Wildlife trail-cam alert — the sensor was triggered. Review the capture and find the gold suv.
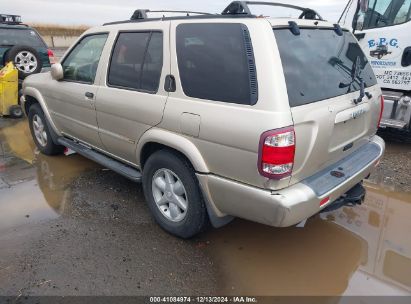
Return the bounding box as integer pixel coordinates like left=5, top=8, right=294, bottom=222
left=21, top=2, right=385, bottom=238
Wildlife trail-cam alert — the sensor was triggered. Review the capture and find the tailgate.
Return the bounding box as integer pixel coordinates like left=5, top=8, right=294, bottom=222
left=273, top=26, right=382, bottom=185
left=290, top=87, right=382, bottom=184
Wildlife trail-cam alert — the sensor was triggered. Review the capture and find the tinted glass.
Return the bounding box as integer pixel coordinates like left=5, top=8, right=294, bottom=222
left=176, top=23, right=257, bottom=105
left=274, top=29, right=377, bottom=107
left=0, top=28, right=45, bottom=47
left=62, top=34, right=108, bottom=83
left=359, top=0, right=411, bottom=29
left=141, top=33, right=163, bottom=92
left=108, top=32, right=163, bottom=92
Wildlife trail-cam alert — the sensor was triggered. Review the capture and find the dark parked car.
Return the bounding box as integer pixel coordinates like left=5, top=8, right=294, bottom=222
left=0, top=14, right=54, bottom=80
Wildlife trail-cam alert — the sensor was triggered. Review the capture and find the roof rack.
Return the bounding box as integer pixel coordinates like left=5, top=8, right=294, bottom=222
left=103, top=1, right=324, bottom=26
left=130, top=9, right=214, bottom=20
left=221, top=1, right=324, bottom=21
left=0, top=14, right=22, bottom=25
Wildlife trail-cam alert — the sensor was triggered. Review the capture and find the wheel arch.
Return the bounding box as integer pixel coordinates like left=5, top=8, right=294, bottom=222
left=23, top=87, right=62, bottom=137
left=138, top=129, right=233, bottom=228
left=137, top=129, right=209, bottom=174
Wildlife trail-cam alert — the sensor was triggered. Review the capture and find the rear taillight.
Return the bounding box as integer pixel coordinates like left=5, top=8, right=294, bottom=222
left=258, top=127, right=295, bottom=180
left=47, top=49, right=56, bottom=64
left=378, top=95, right=384, bottom=128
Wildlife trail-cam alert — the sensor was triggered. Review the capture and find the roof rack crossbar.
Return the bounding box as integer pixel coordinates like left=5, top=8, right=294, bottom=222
left=0, top=14, right=22, bottom=24
left=131, top=9, right=214, bottom=20
left=222, top=1, right=324, bottom=21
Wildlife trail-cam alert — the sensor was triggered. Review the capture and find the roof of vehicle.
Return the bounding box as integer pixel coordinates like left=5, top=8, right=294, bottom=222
left=96, top=1, right=348, bottom=33
left=99, top=1, right=344, bottom=27
left=91, top=16, right=345, bottom=36
left=0, top=24, right=31, bottom=29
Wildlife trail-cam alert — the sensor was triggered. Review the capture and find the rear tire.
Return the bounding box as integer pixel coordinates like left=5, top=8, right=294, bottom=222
left=28, top=103, right=64, bottom=155
left=142, top=150, right=209, bottom=239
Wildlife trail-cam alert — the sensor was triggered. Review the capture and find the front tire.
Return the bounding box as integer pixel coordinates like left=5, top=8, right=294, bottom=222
left=142, top=150, right=209, bottom=239
left=28, top=104, right=64, bottom=155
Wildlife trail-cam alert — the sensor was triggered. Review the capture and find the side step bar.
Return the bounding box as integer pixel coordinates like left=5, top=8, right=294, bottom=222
left=57, top=137, right=142, bottom=182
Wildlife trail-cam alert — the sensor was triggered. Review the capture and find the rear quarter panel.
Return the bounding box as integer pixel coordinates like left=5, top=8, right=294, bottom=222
left=159, top=18, right=294, bottom=190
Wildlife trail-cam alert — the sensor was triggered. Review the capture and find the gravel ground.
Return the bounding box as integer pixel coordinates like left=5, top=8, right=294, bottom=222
left=368, top=131, right=411, bottom=192
left=0, top=169, right=217, bottom=296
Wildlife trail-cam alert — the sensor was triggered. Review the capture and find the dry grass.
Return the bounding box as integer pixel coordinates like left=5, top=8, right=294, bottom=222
left=29, top=23, right=90, bottom=36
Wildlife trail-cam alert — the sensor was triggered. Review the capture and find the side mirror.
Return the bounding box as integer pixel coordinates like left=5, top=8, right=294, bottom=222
left=51, top=63, right=64, bottom=81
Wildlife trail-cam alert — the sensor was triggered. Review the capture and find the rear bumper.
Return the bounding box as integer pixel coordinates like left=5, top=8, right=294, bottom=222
left=197, top=135, right=385, bottom=227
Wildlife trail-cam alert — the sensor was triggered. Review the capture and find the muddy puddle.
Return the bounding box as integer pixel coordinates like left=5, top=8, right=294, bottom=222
left=0, top=120, right=99, bottom=231
left=202, top=184, right=411, bottom=296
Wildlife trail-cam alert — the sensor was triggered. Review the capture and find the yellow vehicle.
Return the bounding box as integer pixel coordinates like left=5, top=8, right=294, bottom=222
left=0, top=61, right=23, bottom=118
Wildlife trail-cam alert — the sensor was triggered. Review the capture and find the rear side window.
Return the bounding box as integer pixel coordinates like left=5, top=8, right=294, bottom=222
left=108, top=31, right=163, bottom=93
left=176, top=23, right=257, bottom=105
left=274, top=29, right=377, bottom=107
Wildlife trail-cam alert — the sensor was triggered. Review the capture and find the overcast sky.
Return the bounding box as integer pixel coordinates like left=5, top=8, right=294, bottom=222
left=2, top=0, right=352, bottom=26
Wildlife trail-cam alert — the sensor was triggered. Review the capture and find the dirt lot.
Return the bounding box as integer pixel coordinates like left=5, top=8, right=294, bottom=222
left=1, top=118, right=411, bottom=297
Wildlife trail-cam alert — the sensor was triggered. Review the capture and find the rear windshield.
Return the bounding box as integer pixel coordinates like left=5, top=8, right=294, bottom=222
left=0, top=28, right=45, bottom=47
left=274, top=28, right=377, bottom=107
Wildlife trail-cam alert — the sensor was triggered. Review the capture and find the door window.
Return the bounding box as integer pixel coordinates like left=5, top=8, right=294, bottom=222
left=108, top=31, right=163, bottom=93
left=357, top=0, right=411, bottom=30
left=62, top=34, right=108, bottom=83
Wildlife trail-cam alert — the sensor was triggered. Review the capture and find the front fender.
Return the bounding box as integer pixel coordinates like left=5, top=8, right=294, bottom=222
left=22, top=86, right=62, bottom=137
left=136, top=128, right=209, bottom=173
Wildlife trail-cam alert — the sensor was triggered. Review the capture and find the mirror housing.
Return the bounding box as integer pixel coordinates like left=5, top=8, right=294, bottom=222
left=51, top=63, right=64, bottom=81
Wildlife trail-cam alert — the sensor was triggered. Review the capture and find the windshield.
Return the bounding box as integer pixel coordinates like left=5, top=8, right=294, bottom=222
left=356, top=0, right=411, bottom=30
left=0, top=28, right=45, bottom=47
left=274, top=28, right=377, bottom=107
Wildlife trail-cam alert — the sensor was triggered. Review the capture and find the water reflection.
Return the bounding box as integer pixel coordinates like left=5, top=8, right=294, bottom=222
left=0, top=120, right=98, bottom=230
left=203, top=184, right=411, bottom=296
left=323, top=184, right=411, bottom=295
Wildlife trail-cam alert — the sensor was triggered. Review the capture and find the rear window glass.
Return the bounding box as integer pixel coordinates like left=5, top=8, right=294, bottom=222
left=176, top=23, right=257, bottom=105
left=0, top=28, right=45, bottom=47
left=274, top=28, right=377, bottom=107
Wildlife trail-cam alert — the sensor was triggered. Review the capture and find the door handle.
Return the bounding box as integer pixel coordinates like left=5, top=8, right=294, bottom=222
left=85, top=92, right=94, bottom=99
left=164, top=75, right=176, bottom=92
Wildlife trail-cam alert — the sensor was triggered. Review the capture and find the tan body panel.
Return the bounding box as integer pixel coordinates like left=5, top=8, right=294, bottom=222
left=290, top=85, right=383, bottom=184
left=159, top=18, right=293, bottom=189
left=94, top=22, right=170, bottom=164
